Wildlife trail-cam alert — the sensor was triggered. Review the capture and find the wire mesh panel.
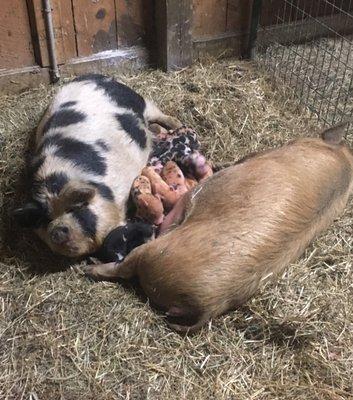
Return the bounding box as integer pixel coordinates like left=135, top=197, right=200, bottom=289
left=255, top=0, right=353, bottom=126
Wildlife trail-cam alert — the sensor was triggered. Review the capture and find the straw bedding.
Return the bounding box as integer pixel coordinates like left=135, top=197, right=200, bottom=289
left=0, top=59, right=352, bottom=399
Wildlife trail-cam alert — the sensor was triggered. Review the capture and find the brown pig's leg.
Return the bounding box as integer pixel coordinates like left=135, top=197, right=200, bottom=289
left=84, top=262, right=122, bottom=281
left=158, top=190, right=193, bottom=236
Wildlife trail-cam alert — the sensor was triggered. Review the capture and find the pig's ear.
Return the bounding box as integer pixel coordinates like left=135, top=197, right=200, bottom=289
left=13, top=202, right=45, bottom=228
left=61, top=182, right=96, bottom=208
left=321, top=120, right=352, bottom=144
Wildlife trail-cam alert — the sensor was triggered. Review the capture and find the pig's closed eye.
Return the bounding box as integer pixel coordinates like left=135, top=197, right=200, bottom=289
left=67, top=202, right=89, bottom=213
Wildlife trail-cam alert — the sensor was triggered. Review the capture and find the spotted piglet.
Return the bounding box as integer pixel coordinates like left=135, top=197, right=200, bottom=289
left=14, top=74, right=181, bottom=257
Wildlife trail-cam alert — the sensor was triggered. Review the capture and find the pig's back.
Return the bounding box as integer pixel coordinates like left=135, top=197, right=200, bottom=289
left=138, top=138, right=352, bottom=309
left=35, top=76, right=151, bottom=206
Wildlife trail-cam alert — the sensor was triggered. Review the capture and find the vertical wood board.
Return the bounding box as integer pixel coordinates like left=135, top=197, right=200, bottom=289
left=0, top=0, right=35, bottom=69
left=192, top=0, right=228, bottom=38
left=116, top=0, right=154, bottom=47
left=155, top=0, right=193, bottom=71
left=29, top=0, right=77, bottom=67
left=72, top=0, right=118, bottom=56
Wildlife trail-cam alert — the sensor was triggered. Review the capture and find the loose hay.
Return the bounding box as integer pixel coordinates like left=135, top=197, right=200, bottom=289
left=0, top=59, right=353, bottom=400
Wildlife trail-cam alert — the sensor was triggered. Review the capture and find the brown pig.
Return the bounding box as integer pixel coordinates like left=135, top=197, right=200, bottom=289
left=85, top=122, right=353, bottom=333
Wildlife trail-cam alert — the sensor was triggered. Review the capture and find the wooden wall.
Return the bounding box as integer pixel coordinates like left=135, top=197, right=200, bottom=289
left=0, top=0, right=153, bottom=71
left=1, top=0, right=352, bottom=91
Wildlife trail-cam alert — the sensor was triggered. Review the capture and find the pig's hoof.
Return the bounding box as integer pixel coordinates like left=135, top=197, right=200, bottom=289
left=166, top=116, right=183, bottom=130
left=83, top=264, right=100, bottom=280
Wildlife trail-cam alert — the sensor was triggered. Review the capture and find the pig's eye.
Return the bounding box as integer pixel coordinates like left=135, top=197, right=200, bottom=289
left=67, top=202, right=89, bottom=213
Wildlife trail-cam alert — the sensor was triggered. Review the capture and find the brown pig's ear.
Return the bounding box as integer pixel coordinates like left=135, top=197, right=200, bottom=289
left=60, top=181, right=96, bottom=208
left=321, top=120, right=352, bottom=145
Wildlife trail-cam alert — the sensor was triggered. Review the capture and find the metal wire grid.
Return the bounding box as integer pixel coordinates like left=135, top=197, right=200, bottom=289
left=255, top=0, right=353, bottom=127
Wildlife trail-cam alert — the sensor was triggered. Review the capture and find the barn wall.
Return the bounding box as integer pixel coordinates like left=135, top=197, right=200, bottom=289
left=1, top=0, right=352, bottom=92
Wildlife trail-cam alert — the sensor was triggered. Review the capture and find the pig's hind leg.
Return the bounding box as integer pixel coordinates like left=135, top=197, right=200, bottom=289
left=144, top=100, right=182, bottom=130
left=84, top=258, right=137, bottom=281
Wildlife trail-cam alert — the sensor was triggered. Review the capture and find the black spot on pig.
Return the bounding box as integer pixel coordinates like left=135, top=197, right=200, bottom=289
left=45, top=172, right=69, bottom=196
left=88, top=181, right=114, bottom=201
left=72, top=208, right=97, bottom=238
left=60, top=101, right=77, bottom=108
left=73, top=74, right=146, bottom=119
left=43, top=109, right=86, bottom=133
left=96, top=8, right=106, bottom=19
left=116, top=113, right=146, bottom=148
left=38, top=134, right=59, bottom=151
left=29, top=156, right=45, bottom=179
left=42, top=134, right=107, bottom=175
left=95, top=139, right=109, bottom=151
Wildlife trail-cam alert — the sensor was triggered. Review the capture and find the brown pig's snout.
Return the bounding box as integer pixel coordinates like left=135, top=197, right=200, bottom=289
left=50, top=225, right=70, bottom=244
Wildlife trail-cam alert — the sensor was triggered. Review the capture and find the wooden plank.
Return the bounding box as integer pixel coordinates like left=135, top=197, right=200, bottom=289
left=193, top=32, right=244, bottom=60
left=0, top=47, right=147, bottom=94
left=226, top=0, right=252, bottom=33
left=257, top=12, right=353, bottom=49
left=29, top=0, right=77, bottom=67
left=0, top=0, right=35, bottom=69
left=193, top=0, right=227, bottom=38
left=261, top=0, right=353, bottom=27
left=0, top=66, right=50, bottom=94
left=116, top=0, right=154, bottom=47
left=155, top=0, right=193, bottom=71
left=72, top=0, right=118, bottom=57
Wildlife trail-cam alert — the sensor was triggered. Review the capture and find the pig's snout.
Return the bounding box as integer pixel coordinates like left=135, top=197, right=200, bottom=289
left=50, top=226, right=70, bottom=244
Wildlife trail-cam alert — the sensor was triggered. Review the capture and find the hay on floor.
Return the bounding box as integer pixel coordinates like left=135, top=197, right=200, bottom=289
left=0, top=59, right=352, bottom=400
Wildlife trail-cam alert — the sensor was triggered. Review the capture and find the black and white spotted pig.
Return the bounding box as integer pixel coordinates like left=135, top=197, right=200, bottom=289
left=14, top=74, right=181, bottom=257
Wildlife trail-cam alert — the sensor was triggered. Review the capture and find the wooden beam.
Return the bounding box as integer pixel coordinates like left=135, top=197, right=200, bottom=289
left=155, top=0, right=193, bottom=71
left=27, top=0, right=77, bottom=67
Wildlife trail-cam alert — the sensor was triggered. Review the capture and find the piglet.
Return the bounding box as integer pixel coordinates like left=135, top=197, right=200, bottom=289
left=183, top=152, right=214, bottom=181
left=141, top=166, right=181, bottom=211
left=161, top=161, right=189, bottom=197
left=94, top=221, right=155, bottom=263
left=131, top=176, right=164, bottom=226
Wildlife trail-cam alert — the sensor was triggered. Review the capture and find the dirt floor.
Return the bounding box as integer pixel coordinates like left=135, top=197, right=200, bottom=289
left=0, top=59, right=353, bottom=400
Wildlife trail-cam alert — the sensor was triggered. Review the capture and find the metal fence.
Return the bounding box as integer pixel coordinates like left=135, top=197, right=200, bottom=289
left=253, top=0, right=353, bottom=127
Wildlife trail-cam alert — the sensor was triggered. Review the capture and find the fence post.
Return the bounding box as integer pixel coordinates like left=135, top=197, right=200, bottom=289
left=245, top=0, right=262, bottom=59
left=155, top=0, right=193, bottom=71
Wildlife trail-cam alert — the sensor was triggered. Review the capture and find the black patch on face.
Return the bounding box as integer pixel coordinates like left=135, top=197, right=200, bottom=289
left=43, top=109, right=86, bottom=133
left=72, top=208, right=97, bottom=238
left=88, top=181, right=114, bottom=201
left=44, top=172, right=69, bottom=196
left=95, top=139, right=109, bottom=151
left=116, top=113, right=147, bottom=149
left=60, top=101, right=77, bottom=108
left=40, top=134, right=107, bottom=175
left=73, top=74, right=146, bottom=119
